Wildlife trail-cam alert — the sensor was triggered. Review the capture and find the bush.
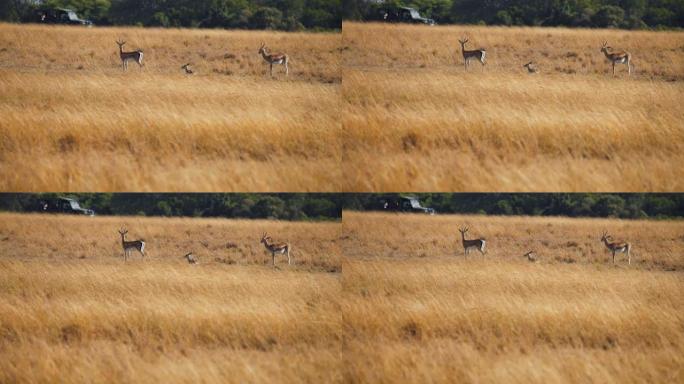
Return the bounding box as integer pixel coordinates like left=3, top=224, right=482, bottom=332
left=592, top=5, right=625, bottom=28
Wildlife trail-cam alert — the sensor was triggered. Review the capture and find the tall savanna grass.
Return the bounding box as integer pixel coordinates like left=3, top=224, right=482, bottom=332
left=342, top=22, right=684, bottom=191
left=0, top=23, right=341, bottom=191
left=341, top=211, right=684, bottom=383
left=0, top=213, right=341, bottom=383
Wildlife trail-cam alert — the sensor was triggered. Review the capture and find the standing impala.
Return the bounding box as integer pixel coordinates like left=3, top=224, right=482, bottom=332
left=458, top=226, right=486, bottom=258
left=116, top=39, right=144, bottom=72
left=260, top=232, right=291, bottom=266
left=258, top=42, right=289, bottom=77
left=600, top=41, right=632, bottom=76
left=601, top=231, right=631, bottom=265
left=458, top=37, right=486, bottom=71
left=118, top=228, right=145, bottom=261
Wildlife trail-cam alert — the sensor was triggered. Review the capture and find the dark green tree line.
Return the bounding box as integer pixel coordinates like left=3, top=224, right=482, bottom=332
left=1, top=0, right=341, bottom=30
left=343, top=0, right=684, bottom=29
left=0, top=194, right=342, bottom=221
left=342, top=194, right=684, bottom=219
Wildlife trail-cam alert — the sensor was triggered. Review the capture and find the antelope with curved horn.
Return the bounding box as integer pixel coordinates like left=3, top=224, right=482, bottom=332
left=600, top=41, right=632, bottom=76
left=458, top=37, right=486, bottom=71
left=260, top=232, right=291, bottom=266
left=523, top=61, right=539, bottom=74
left=258, top=42, right=289, bottom=77
left=116, top=39, right=144, bottom=72
left=183, top=252, right=198, bottom=265
left=181, top=63, right=194, bottom=75
left=118, top=228, right=145, bottom=262
left=601, top=231, right=631, bottom=265
left=458, top=226, right=486, bottom=258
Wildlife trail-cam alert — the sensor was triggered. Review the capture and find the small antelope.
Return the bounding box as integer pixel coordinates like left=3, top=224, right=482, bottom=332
left=258, top=42, right=289, bottom=77
left=601, top=231, right=631, bottom=265
left=181, top=63, right=194, bottom=75
left=118, top=228, right=145, bottom=261
left=523, top=61, right=539, bottom=74
left=458, top=37, right=486, bottom=71
left=260, top=232, right=291, bottom=266
left=183, top=252, right=198, bottom=265
left=523, top=250, right=538, bottom=262
left=600, top=41, right=632, bottom=76
left=458, top=226, right=486, bottom=258
left=116, top=39, right=144, bottom=72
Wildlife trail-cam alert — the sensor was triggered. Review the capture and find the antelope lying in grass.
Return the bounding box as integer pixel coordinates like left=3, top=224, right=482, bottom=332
left=183, top=252, right=198, bottom=265
left=601, top=231, right=631, bottom=265
left=258, top=42, right=289, bottom=77
left=600, top=41, right=632, bottom=76
left=458, top=37, right=486, bottom=71
left=116, top=40, right=144, bottom=71
left=523, top=61, right=539, bottom=74
left=181, top=63, right=194, bottom=75
left=118, top=228, right=145, bottom=261
left=458, top=226, right=486, bottom=258
left=260, top=232, right=291, bottom=266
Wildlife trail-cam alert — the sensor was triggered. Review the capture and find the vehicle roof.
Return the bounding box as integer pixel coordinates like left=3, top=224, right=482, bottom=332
left=399, top=195, right=419, bottom=201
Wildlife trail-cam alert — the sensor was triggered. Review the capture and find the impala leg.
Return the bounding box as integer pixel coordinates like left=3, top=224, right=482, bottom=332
left=612, top=63, right=615, bottom=76
left=285, top=61, right=289, bottom=76
left=270, top=63, right=273, bottom=77
left=272, top=252, right=276, bottom=266
left=612, top=251, right=615, bottom=264
left=287, top=250, right=291, bottom=265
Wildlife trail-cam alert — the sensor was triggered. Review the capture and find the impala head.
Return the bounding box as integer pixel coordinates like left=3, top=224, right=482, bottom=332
left=601, top=231, right=613, bottom=242
left=258, top=42, right=267, bottom=55
left=116, top=39, right=126, bottom=48
left=458, top=37, right=469, bottom=46
left=601, top=41, right=612, bottom=53
left=118, top=228, right=128, bottom=235
left=183, top=252, right=193, bottom=259
left=261, top=232, right=271, bottom=244
left=523, top=61, right=533, bottom=68
left=458, top=226, right=469, bottom=235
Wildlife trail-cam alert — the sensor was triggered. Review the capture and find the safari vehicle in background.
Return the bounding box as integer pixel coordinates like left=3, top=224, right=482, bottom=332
left=383, top=196, right=435, bottom=214
left=368, top=5, right=435, bottom=25
left=34, top=7, right=93, bottom=26
left=37, top=197, right=95, bottom=216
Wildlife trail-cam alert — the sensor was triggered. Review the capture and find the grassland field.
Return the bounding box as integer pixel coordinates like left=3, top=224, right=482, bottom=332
left=341, top=211, right=684, bottom=383
left=0, top=213, right=341, bottom=383
left=342, top=22, right=684, bottom=191
left=2, top=211, right=682, bottom=383
left=0, top=23, right=341, bottom=191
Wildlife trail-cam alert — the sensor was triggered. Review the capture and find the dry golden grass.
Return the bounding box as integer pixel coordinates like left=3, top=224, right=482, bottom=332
left=0, top=213, right=341, bottom=383
left=342, top=23, right=684, bottom=191
left=0, top=23, right=341, bottom=191
left=341, top=211, right=684, bottom=383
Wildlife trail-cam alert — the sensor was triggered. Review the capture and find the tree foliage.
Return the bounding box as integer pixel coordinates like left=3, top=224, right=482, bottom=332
left=1, top=0, right=341, bottom=30
left=0, top=194, right=342, bottom=221
left=342, top=194, right=684, bottom=219
left=343, top=0, right=684, bottom=29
